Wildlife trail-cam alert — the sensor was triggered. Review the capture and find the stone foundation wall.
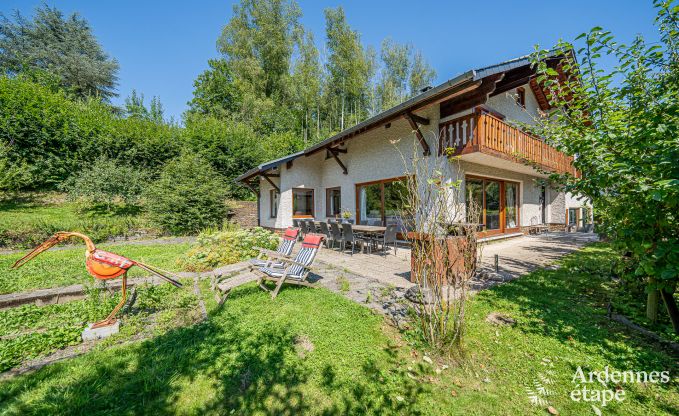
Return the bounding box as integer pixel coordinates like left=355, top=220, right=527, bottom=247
left=227, top=200, right=258, bottom=228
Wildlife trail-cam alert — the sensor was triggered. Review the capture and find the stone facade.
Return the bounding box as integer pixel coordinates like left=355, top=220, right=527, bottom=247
left=227, top=200, right=258, bottom=228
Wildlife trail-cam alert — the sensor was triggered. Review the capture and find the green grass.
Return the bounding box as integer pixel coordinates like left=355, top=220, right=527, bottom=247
left=0, top=193, right=153, bottom=249
left=0, top=244, right=677, bottom=415
left=0, top=242, right=190, bottom=294
left=0, top=280, right=199, bottom=371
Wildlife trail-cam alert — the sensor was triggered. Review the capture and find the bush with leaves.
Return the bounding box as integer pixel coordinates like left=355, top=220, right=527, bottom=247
left=529, top=1, right=679, bottom=333
left=144, top=153, right=229, bottom=234
left=60, top=157, right=149, bottom=211
left=178, top=226, right=279, bottom=272
left=0, top=140, right=31, bottom=195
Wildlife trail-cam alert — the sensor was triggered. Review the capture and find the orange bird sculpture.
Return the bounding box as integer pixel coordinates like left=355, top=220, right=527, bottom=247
left=11, top=232, right=183, bottom=328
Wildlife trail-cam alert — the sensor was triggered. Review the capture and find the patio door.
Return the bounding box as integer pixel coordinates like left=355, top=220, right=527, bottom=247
left=466, top=176, right=520, bottom=236
left=356, top=177, right=408, bottom=228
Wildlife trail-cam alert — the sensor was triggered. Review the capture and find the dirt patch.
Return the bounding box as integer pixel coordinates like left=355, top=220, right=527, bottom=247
left=485, top=312, right=516, bottom=326
left=294, top=335, right=315, bottom=358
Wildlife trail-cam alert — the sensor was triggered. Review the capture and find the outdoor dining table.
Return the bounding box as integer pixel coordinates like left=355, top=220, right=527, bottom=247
left=351, top=225, right=387, bottom=234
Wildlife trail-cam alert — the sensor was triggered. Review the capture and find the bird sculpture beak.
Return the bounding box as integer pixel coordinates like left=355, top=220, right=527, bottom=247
left=11, top=235, right=63, bottom=269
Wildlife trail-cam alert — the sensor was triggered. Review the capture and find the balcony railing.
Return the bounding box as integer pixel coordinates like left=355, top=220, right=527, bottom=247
left=438, top=112, right=577, bottom=176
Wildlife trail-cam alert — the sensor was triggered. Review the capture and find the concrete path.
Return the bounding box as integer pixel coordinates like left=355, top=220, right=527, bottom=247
left=478, top=232, right=599, bottom=278
left=312, top=232, right=598, bottom=289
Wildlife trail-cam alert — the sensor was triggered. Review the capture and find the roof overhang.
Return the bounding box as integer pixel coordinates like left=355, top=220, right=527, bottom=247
left=235, top=49, right=573, bottom=185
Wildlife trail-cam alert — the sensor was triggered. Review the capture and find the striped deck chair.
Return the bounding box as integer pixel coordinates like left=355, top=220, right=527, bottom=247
left=248, top=227, right=299, bottom=270
left=254, top=233, right=324, bottom=299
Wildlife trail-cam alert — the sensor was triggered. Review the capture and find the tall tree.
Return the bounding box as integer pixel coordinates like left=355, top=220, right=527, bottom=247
left=409, top=50, right=436, bottom=96
left=324, top=7, right=374, bottom=130
left=376, top=38, right=411, bottom=110
left=217, top=0, right=300, bottom=102
left=529, top=2, right=679, bottom=333
left=291, top=30, right=322, bottom=144
left=124, top=89, right=165, bottom=124
left=186, top=59, right=242, bottom=119
left=0, top=5, right=119, bottom=100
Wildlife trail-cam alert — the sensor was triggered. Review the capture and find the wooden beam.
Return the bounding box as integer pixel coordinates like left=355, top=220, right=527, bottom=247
left=303, top=79, right=482, bottom=157
left=440, top=73, right=504, bottom=119
left=261, top=174, right=280, bottom=193
left=408, top=113, right=430, bottom=125
left=404, top=112, right=431, bottom=156
left=328, top=148, right=348, bottom=174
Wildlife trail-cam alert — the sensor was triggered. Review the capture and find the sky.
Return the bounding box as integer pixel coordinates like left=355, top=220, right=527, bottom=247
left=1, top=1, right=662, bottom=122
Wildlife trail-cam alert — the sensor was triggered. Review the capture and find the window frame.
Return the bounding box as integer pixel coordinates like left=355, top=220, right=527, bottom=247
left=292, top=188, right=315, bottom=218
left=355, top=176, right=408, bottom=226
left=465, top=175, right=521, bottom=236
left=325, top=187, right=342, bottom=218
left=516, top=87, right=526, bottom=108
left=269, top=189, right=279, bottom=218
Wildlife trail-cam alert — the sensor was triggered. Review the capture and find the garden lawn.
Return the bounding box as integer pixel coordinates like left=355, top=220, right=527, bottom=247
left=0, top=244, right=677, bottom=415
left=0, top=279, right=200, bottom=372
left=0, top=193, right=152, bottom=249
left=0, top=242, right=190, bottom=294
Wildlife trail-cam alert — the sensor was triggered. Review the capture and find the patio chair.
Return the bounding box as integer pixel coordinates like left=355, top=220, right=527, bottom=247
left=341, top=223, right=369, bottom=255
left=318, top=222, right=333, bottom=248
left=377, top=224, right=399, bottom=255
left=211, top=227, right=299, bottom=304
left=254, top=234, right=324, bottom=299
left=248, top=227, right=299, bottom=269
left=330, top=222, right=342, bottom=249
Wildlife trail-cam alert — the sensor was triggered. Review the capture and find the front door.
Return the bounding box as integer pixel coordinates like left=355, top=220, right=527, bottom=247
left=466, top=176, right=520, bottom=236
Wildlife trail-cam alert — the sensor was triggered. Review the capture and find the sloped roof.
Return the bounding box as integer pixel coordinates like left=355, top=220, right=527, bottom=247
left=236, top=50, right=565, bottom=184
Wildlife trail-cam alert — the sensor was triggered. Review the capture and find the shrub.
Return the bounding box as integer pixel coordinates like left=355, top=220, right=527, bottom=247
left=178, top=226, right=279, bottom=272
left=60, top=157, right=149, bottom=211
left=143, top=153, right=229, bottom=234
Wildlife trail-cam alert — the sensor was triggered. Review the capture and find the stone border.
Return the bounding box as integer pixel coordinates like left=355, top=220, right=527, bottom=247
left=0, top=262, right=249, bottom=310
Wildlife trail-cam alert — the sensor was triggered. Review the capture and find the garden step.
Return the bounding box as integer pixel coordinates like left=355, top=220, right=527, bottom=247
left=0, top=261, right=250, bottom=309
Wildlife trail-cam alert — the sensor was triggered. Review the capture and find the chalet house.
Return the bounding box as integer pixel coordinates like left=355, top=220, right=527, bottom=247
left=236, top=52, right=592, bottom=238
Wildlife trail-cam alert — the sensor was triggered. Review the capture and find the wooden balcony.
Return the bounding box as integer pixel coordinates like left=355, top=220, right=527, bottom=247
left=438, top=112, right=577, bottom=176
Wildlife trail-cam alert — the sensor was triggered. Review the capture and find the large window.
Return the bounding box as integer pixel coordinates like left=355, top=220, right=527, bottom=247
left=357, top=177, right=408, bottom=228
left=293, top=188, right=314, bottom=218
left=270, top=189, right=279, bottom=218
left=465, top=176, right=520, bottom=234
left=326, top=187, right=341, bottom=217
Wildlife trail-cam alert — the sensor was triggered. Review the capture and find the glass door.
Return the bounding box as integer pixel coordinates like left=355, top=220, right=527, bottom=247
left=484, top=180, right=501, bottom=231
left=466, top=176, right=520, bottom=235
left=505, top=182, right=519, bottom=229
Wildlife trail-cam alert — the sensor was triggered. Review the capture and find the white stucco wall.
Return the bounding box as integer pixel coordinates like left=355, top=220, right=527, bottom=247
left=258, top=82, right=567, bottom=229
left=486, top=83, right=542, bottom=125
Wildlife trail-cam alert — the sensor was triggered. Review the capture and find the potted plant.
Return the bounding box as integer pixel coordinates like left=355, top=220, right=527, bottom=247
left=340, top=209, right=354, bottom=224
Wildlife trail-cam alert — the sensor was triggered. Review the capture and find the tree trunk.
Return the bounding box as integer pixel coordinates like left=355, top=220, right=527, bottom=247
left=647, top=288, right=660, bottom=323
left=660, top=287, right=679, bottom=334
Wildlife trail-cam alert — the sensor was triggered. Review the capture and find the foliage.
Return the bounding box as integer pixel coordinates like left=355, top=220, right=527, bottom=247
left=529, top=1, right=679, bottom=331
left=376, top=38, right=436, bottom=110
left=0, top=193, right=153, bottom=250
left=0, top=4, right=119, bottom=100
left=323, top=6, right=375, bottom=129
left=0, top=140, right=30, bottom=194
left=186, top=58, right=242, bottom=119
left=0, top=76, right=181, bottom=190
left=60, top=157, right=149, bottom=210
left=399, top=138, right=479, bottom=353
left=0, top=280, right=199, bottom=372
left=0, top=240, right=189, bottom=293
left=124, top=89, right=165, bottom=123
left=143, top=153, right=229, bottom=234
left=178, top=226, right=279, bottom=272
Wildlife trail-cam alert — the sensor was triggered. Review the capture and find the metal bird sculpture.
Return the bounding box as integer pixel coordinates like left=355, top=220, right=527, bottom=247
left=11, top=232, right=183, bottom=328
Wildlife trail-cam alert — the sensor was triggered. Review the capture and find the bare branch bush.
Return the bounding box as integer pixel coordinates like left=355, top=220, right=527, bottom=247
left=392, top=130, right=481, bottom=353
